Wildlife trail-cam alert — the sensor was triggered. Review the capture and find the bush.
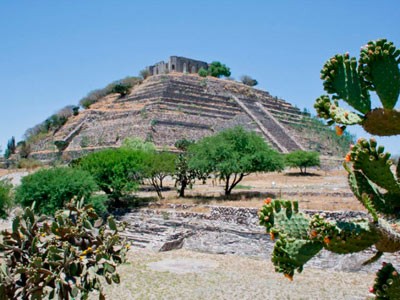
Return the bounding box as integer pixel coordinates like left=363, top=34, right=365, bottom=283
left=208, top=61, right=231, bottom=78
left=198, top=68, right=208, bottom=77
left=0, top=202, right=129, bottom=299
left=0, top=180, right=13, bottom=219
left=285, top=150, right=320, bottom=174
left=17, top=158, right=43, bottom=169
left=240, top=75, right=258, bottom=86
left=15, top=167, right=98, bottom=215
left=140, top=68, right=150, bottom=79
left=74, top=149, right=147, bottom=205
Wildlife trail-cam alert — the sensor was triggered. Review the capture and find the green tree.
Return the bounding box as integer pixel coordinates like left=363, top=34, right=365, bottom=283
left=4, top=136, right=16, bottom=159
left=189, top=127, right=284, bottom=195
left=285, top=150, right=320, bottom=174
left=208, top=61, right=231, bottom=78
left=143, top=151, right=176, bottom=199
left=173, top=139, right=199, bottom=197
left=198, top=68, right=208, bottom=77
left=111, top=82, right=132, bottom=96
left=15, top=167, right=97, bottom=215
left=240, top=75, right=258, bottom=86
left=74, top=149, right=147, bottom=205
left=0, top=179, right=13, bottom=219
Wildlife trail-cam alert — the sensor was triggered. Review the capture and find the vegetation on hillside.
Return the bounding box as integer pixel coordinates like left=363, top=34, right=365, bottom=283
left=240, top=75, right=258, bottom=86
left=198, top=61, right=231, bottom=78
left=79, top=76, right=141, bottom=109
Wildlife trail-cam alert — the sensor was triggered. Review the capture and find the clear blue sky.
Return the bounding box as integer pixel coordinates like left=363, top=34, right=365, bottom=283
left=1, top=0, right=399, bottom=155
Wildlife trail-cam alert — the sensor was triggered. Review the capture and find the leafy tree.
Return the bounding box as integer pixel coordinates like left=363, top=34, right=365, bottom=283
left=143, top=151, right=176, bottom=199
left=4, top=137, right=16, bottom=159
left=189, top=127, right=284, bottom=195
left=208, top=61, right=231, bottom=78
left=17, top=141, right=31, bottom=159
left=240, top=75, right=258, bottom=86
left=198, top=68, right=208, bottom=77
left=74, top=149, right=147, bottom=205
left=285, top=150, right=320, bottom=174
left=111, top=82, right=132, bottom=96
left=15, top=167, right=97, bottom=215
left=173, top=139, right=199, bottom=197
left=0, top=179, right=13, bottom=219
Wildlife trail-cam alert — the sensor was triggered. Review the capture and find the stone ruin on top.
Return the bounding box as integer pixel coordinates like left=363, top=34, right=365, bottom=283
left=147, top=56, right=209, bottom=75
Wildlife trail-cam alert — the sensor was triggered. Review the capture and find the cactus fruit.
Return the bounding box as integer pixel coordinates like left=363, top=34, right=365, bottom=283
left=314, top=38, right=400, bottom=136
left=260, top=39, right=400, bottom=299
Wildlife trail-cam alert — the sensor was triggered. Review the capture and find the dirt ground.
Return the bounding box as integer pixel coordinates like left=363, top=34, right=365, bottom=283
left=139, top=168, right=365, bottom=212
left=2, top=167, right=375, bottom=299
left=90, top=249, right=374, bottom=300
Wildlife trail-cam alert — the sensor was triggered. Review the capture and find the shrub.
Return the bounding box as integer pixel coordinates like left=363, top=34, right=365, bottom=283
left=198, top=68, right=208, bottom=77
left=208, top=61, right=231, bottom=78
left=121, top=137, right=156, bottom=152
left=74, top=149, right=147, bottom=205
left=0, top=179, right=13, bottom=219
left=139, top=68, right=150, bottom=79
left=15, top=167, right=97, bottom=215
left=285, top=150, right=320, bottom=174
left=17, top=158, right=43, bottom=169
left=0, top=202, right=129, bottom=299
left=4, top=137, right=16, bottom=159
left=240, top=75, right=258, bottom=86
left=111, top=83, right=132, bottom=96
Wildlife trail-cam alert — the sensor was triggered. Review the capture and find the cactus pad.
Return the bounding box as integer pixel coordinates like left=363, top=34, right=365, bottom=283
left=363, top=108, right=400, bottom=136
left=271, top=235, right=322, bottom=279
left=259, top=200, right=310, bottom=239
left=359, top=39, right=400, bottom=110
left=372, top=263, right=400, bottom=299
left=321, top=53, right=371, bottom=114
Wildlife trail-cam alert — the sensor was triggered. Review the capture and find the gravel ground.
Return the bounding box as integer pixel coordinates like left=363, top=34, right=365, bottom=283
left=91, top=249, right=375, bottom=300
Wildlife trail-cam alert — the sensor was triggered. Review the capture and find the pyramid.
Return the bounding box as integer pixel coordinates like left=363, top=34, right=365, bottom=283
left=29, top=73, right=348, bottom=162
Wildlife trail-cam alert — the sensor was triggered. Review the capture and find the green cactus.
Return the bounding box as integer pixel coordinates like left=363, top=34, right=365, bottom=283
left=314, top=38, right=400, bottom=136
left=372, top=263, right=400, bottom=299
left=260, top=39, right=400, bottom=299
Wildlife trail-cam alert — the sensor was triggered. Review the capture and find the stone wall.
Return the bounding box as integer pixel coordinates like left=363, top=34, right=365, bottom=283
left=148, top=56, right=208, bottom=75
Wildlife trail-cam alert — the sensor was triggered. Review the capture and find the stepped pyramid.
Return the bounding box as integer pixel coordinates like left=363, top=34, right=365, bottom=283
left=29, top=73, right=346, bottom=162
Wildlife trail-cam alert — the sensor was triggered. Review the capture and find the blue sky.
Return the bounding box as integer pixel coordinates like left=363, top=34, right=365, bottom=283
left=0, top=0, right=399, bottom=155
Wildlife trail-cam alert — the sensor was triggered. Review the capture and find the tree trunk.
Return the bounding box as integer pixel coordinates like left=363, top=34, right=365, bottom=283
left=179, top=180, right=187, bottom=197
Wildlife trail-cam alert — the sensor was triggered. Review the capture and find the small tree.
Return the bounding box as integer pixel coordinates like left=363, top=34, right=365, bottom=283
left=198, top=68, right=208, bottom=78
left=74, top=149, right=147, bottom=206
left=173, top=139, right=199, bottom=197
left=208, top=61, right=231, bottom=78
left=285, top=150, right=320, bottom=174
left=15, top=167, right=97, bottom=215
left=4, top=137, right=16, bottom=159
left=189, top=127, right=284, bottom=195
left=240, top=75, right=258, bottom=86
left=111, top=83, right=132, bottom=96
left=143, top=151, right=176, bottom=199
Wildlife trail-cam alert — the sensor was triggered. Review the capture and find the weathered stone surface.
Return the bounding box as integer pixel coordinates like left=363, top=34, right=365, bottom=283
left=29, top=73, right=349, bottom=161
left=118, top=205, right=400, bottom=273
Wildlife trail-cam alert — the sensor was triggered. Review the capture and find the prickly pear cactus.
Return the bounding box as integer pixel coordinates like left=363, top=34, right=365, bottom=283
left=260, top=39, right=400, bottom=300
left=314, top=38, right=400, bottom=136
